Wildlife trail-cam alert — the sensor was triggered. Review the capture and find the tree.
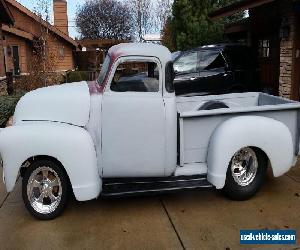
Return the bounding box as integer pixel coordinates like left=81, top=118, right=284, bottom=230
left=155, top=0, right=172, bottom=33
left=76, top=0, right=134, bottom=40
left=33, top=0, right=51, bottom=23
left=130, top=0, right=155, bottom=41
left=161, top=18, right=176, bottom=51
left=168, top=0, right=244, bottom=51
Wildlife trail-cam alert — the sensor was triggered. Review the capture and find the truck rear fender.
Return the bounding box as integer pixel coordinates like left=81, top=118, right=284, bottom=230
left=207, top=116, right=294, bottom=189
left=0, top=123, right=101, bottom=201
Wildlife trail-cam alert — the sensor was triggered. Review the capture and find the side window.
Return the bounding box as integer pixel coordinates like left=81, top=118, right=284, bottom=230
left=165, top=62, right=175, bottom=93
left=111, top=61, right=159, bottom=92
left=200, top=50, right=226, bottom=70
left=173, top=51, right=198, bottom=74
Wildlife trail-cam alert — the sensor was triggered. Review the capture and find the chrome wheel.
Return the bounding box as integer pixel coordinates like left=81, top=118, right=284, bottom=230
left=27, top=166, right=62, bottom=214
left=230, top=147, right=258, bottom=186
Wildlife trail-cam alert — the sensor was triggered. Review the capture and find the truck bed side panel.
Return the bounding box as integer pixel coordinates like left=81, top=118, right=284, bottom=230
left=180, top=109, right=298, bottom=165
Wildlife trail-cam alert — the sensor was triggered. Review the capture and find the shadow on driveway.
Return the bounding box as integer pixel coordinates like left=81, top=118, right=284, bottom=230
left=0, top=165, right=299, bottom=250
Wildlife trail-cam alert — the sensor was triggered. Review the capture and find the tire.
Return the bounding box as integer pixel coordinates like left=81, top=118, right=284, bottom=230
left=199, top=101, right=229, bottom=110
left=22, top=159, right=70, bottom=220
left=222, top=147, right=268, bottom=201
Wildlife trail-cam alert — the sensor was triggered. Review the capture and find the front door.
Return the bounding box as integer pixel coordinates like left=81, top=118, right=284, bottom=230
left=12, top=45, right=20, bottom=75
left=257, top=38, right=280, bottom=95
left=101, top=57, right=166, bottom=178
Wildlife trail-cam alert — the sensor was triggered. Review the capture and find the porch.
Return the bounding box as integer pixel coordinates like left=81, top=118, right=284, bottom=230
left=210, top=0, right=300, bottom=100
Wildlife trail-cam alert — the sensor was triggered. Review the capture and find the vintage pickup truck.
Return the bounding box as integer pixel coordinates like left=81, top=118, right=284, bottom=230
left=0, top=43, right=299, bottom=220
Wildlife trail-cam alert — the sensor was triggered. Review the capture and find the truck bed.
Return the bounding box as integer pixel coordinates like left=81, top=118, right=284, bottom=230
left=177, top=92, right=300, bottom=166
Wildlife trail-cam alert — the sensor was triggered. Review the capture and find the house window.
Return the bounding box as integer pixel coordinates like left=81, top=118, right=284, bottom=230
left=12, top=45, right=20, bottom=75
left=58, top=46, right=65, bottom=59
left=259, top=40, right=270, bottom=58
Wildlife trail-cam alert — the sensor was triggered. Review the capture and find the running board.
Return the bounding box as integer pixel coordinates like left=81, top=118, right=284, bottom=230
left=101, top=175, right=213, bottom=197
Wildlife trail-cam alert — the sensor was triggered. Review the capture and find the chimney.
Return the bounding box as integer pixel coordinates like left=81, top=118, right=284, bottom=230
left=53, top=0, right=68, bottom=35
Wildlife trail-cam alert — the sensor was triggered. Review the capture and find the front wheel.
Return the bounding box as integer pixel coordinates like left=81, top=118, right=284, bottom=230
left=222, top=147, right=268, bottom=200
left=22, top=159, right=70, bottom=220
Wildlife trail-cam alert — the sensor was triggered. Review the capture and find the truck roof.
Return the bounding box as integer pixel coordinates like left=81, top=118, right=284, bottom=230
left=108, top=43, right=172, bottom=65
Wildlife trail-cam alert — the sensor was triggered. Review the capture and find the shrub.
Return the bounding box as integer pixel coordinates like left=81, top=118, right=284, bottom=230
left=66, top=71, right=90, bottom=83
left=14, top=73, right=65, bottom=92
left=0, top=94, right=23, bottom=127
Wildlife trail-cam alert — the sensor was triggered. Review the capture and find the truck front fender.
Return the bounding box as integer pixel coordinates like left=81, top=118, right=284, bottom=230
left=207, top=116, right=294, bottom=189
left=0, top=123, right=101, bottom=201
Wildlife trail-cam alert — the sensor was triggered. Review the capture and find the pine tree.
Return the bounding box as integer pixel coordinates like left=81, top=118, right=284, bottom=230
left=169, top=0, right=244, bottom=51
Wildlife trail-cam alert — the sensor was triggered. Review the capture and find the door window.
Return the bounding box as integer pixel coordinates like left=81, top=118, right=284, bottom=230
left=111, top=61, right=159, bottom=92
left=173, top=51, right=198, bottom=74
left=258, top=40, right=270, bottom=58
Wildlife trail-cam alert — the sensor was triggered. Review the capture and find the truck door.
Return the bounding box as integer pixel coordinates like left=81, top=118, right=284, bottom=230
left=101, top=57, right=166, bottom=177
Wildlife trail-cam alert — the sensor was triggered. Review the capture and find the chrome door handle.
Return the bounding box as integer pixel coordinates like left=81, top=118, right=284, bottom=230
left=190, top=77, right=197, bottom=81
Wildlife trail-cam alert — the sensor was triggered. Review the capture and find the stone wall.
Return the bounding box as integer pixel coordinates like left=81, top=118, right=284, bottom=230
left=278, top=1, right=296, bottom=99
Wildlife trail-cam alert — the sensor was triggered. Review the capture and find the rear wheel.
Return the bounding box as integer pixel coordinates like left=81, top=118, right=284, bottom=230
left=22, top=159, right=69, bottom=220
left=223, top=147, right=268, bottom=200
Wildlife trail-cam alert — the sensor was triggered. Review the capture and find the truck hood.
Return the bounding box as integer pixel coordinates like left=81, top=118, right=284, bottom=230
left=14, top=82, right=91, bottom=127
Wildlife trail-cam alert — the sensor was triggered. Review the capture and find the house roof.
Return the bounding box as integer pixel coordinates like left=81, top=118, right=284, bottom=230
left=5, top=0, right=78, bottom=48
left=209, top=0, right=275, bottom=20
left=2, top=24, right=33, bottom=40
left=79, top=38, right=126, bottom=50
left=0, top=0, right=14, bottom=25
left=224, top=18, right=249, bottom=34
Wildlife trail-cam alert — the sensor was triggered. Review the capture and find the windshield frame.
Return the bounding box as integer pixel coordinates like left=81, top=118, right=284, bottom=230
left=97, top=54, right=111, bottom=86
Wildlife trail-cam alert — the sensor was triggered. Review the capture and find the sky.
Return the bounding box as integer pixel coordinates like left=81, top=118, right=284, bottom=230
left=16, top=0, right=85, bottom=39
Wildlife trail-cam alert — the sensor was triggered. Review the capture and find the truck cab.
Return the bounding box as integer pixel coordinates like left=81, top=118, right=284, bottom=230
left=94, top=44, right=177, bottom=178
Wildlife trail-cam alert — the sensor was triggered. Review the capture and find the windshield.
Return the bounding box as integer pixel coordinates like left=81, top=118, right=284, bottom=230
left=200, top=50, right=226, bottom=70
left=97, top=55, right=111, bottom=85
left=173, top=51, right=198, bottom=74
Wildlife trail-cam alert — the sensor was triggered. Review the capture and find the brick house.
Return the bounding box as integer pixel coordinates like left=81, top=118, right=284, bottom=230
left=0, top=0, right=14, bottom=78
left=210, top=0, right=300, bottom=100
left=1, top=0, right=79, bottom=76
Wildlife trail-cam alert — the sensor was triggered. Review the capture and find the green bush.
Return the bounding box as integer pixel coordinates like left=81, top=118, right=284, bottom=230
left=0, top=95, right=23, bottom=127
left=66, top=71, right=90, bottom=83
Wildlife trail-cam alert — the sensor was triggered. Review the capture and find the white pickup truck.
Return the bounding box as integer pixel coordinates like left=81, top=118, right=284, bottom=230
left=0, top=43, right=299, bottom=220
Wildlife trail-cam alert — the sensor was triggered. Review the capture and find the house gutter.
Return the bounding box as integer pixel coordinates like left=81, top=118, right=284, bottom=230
left=209, top=0, right=275, bottom=20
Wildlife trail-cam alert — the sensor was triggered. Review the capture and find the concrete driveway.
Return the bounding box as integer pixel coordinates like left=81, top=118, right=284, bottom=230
left=0, top=165, right=299, bottom=250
